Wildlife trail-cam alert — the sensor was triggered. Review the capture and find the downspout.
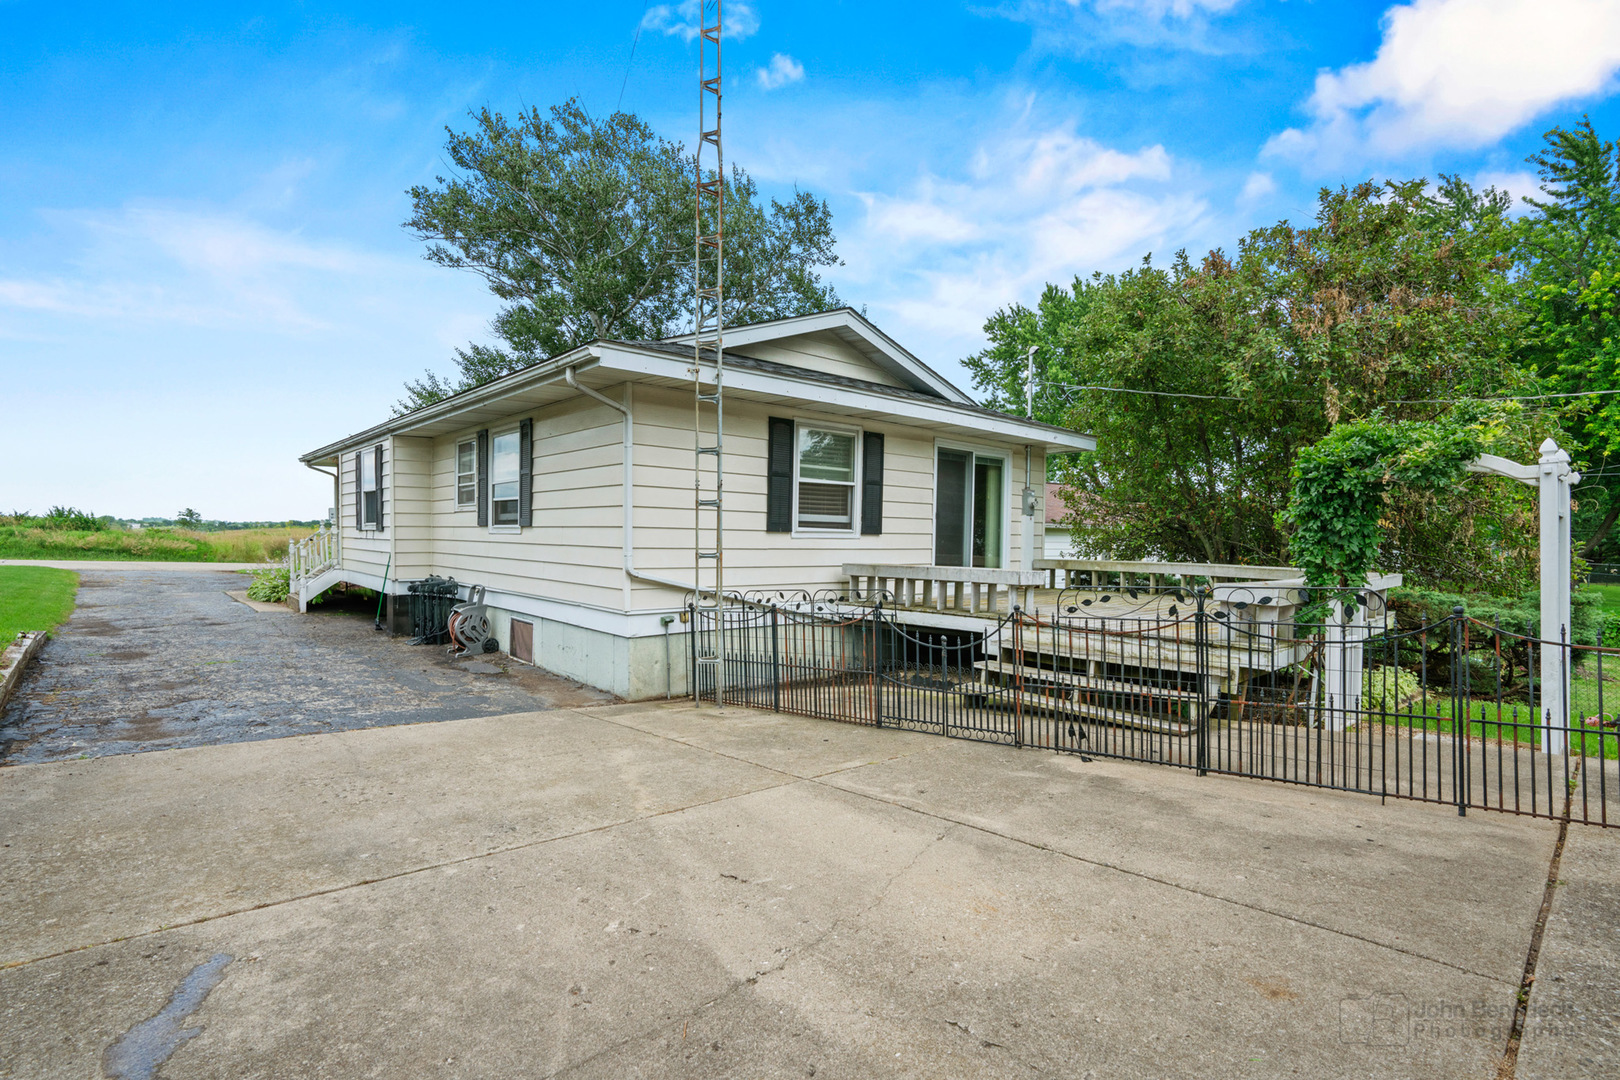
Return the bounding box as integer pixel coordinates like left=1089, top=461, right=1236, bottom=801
left=303, top=460, right=341, bottom=565
left=563, top=365, right=696, bottom=596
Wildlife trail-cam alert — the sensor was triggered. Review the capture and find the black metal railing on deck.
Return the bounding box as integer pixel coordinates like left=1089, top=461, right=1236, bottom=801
left=689, top=585, right=1617, bottom=828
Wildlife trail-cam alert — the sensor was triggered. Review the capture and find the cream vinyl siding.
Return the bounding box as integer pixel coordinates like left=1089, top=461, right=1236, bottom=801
left=627, top=385, right=1042, bottom=604
left=735, top=331, right=908, bottom=389
left=339, top=441, right=390, bottom=581
left=427, top=395, right=626, bottom=611
left=329, top=374, right=1048, bottom=614
left=390, top=435, right=435, bottom=580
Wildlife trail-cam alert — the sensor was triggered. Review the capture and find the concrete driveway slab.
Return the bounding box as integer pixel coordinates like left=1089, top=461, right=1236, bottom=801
left=1517, top=824, right=1620, bottom=1079
left=811, top=731, right=1555, bottom=986
left=590, top=700, right=950, bottom=777
left=0, top=709, right=790, bottom=965
left=0, top=701, right=1565, bottom=1078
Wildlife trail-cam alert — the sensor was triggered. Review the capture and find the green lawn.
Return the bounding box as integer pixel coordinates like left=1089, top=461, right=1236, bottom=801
left=1582, top=582, right=1620, bottom=615
left=1352, top=689, right=1620, bottom=760
left=0, top=566, right=80, bottom=643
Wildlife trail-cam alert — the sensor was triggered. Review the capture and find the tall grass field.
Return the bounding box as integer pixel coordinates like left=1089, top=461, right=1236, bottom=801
left=0, top=566, right=80, bottom=641
left=0, top=523, right=300, bottom=563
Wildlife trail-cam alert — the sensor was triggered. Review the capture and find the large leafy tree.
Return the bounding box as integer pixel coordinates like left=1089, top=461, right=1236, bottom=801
left=1514, top=118, right=1620, bottom=557
left=399, top=99, right=841, bottom=412
left=966, top=179, right=1546, bottom=590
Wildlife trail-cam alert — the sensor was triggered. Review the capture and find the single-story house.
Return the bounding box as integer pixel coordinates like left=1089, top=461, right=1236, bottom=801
left=1043, top=483, right=1074, bottom=560
left=295, top=309, right=1095, bottom=699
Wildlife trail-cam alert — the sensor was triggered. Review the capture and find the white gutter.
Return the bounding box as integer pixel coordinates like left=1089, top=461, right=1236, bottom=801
left=563, top=365, right=695, bottom=598
left=303, top=462, right=341, bottom=565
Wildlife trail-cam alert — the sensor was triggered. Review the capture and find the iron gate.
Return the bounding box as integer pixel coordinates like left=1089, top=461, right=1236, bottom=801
left=690, top=586, right=1618, bottom=828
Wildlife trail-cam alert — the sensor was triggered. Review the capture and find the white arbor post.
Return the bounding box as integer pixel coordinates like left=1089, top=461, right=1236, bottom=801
left=1466, top=439, right=1578, bottom=756
left=1321, top=595, right=1367, bottom=731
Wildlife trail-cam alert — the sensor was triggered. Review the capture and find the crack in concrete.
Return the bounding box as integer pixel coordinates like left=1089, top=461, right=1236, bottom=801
left=1493, top=767, right=1577, bottom=1079
left=584, top=705, right=1523, bottom=986
left=544, top=823, right=957, bottom=1080
left=2, top=702, right=1529, bottom=1003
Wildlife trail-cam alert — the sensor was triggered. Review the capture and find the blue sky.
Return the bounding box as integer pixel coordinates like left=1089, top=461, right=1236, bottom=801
left=5, top=0, right=1620, bottom=518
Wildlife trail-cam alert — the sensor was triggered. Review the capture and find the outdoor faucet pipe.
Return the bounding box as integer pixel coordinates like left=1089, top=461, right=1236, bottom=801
left=563, top=364, right=695, bottom=600
left=661, top=614, right=676, bottom=699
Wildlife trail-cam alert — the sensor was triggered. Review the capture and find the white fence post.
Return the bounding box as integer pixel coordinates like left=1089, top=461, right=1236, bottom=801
left=1465, top=441, right=1579, bottom=757
left=1539, top=439, right=1573, bottom=757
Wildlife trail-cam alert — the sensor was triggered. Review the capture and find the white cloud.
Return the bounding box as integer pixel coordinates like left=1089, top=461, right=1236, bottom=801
left=995, top=0, right=1246, bottom=54
left=841, top=117, right=1204, bottom=346
left=0, top=201, right=500, bottom=517
left=1268, top=0, right=1620, bottom=164
left=756, top=53, right=804, bottom=91
left=1473, top=168, right=1545, bottom=210
left=1085, top=0, right=1240, bottom=16
left=1239, top=171, right=1275, bottom=201
left=0, top=207, right=401, bottom=332
left=641, top=1, right=759, bottom=43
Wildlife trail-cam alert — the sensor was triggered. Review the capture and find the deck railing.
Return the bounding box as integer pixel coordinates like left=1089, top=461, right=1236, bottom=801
left=843, top=563, right=1046, bottom=616
left=1035, top=558, right=1301, bottom=591
left=288, top=525, right=340, bottom=596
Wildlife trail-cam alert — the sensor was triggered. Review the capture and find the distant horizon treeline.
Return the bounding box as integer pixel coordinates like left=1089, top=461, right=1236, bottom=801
left=4, top=507, right=324, bottom=532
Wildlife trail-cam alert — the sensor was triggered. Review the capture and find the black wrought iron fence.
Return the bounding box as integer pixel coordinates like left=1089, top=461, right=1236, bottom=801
left=688, top=586, right=1618, bottom=827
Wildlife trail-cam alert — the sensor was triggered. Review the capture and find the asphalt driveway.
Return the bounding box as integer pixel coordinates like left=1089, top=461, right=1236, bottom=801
left=0, top=566, right=612, bottom=764
left=0, top=701, right=1609, bottom=1079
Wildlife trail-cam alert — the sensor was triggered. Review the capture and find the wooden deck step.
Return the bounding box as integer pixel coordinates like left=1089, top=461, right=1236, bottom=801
left=975, top=659, right=1202, bottom=700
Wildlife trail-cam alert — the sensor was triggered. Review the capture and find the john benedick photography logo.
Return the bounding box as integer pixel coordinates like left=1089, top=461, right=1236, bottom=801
left=1340, top=994, right=1580, bottom=1046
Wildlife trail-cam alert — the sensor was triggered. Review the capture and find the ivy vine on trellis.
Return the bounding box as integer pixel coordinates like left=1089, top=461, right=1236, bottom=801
left=1283, top=410, right=1487, bottom=593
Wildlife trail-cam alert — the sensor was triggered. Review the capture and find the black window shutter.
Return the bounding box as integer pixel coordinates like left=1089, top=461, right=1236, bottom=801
left=353, top=451, right=362, bottom=530
left=518, top=418, right=533, bottom=527
left=766, top=417, right=794, bottom=533
left=374, top=444, right=385, bottom=534
left=861, top=432, right=884, bottom=536
left=476, top=428, right=490, bottom=528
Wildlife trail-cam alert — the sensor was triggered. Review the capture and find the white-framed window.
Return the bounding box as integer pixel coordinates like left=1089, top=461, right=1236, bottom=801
left=455, top=439, right=476, bottom=509
left=794, top=425, right=859, bottom=533
left=360, top=446, right=380, bottom=530
left=490, top=430, right=521, bottom=529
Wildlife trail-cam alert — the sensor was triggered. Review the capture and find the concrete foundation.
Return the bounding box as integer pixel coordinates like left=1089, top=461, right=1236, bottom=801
left=480, top=604, right=692, bottom=701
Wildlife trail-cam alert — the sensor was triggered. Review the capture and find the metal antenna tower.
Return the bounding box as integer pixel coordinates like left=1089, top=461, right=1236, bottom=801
left=692, top=0, right=725, bottom=704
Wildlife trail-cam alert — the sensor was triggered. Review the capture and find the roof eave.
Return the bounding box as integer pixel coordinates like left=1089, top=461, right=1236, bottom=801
left=601, top=343, right=1095, bottom=453
left=298, top=345, right=602, bottom=463
left=666, top=308, right=974, bottom=406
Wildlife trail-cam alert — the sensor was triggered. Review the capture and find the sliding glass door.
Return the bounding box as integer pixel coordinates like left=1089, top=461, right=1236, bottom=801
left=934, top=448, right=1005, bottom=568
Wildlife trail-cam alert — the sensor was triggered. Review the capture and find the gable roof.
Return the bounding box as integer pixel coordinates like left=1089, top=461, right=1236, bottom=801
left=662, top=307, right=973, bottom=404
left=301, top=311, right=1095, bottom=463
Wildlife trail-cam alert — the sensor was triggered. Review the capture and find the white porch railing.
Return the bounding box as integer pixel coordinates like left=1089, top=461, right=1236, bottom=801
left=843, top=563, right=1046, bottom=616
left=288, top=525, right=340, bottom=600
left=1034, top=558, right=1301, bottom=590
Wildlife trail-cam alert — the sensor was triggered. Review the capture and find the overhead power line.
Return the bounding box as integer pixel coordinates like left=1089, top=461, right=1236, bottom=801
left=1040, top=382, right=1620, bottom=406
left=615, top=2, right=653, bottom=113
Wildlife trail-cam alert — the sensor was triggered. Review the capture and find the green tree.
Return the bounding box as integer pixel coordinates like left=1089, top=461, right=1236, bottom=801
left=176, top=508, right=202, bottom=528
left=965, top=179, right=1545, bottom=590
left=1514, top=117, right=1620, bottom=557
left=399, top=99, right=842, bottom=412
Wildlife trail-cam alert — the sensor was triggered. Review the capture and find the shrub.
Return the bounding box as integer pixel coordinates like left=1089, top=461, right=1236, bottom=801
left=1388, top=585, right=1604, bottom=646
left=1362, top=666, right=1420, bottom=712
left=247, top=566, right=290, bottom=604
